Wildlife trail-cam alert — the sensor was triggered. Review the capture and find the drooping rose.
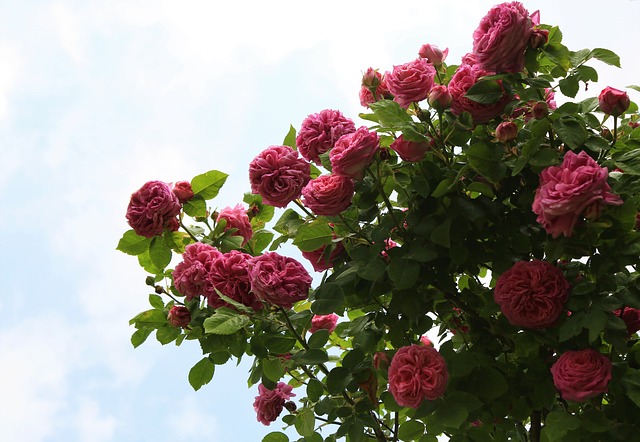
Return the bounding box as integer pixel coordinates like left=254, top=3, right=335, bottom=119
left=301, top=174, right=355, bottom=216
left=448, top=63, right=512, bottom=125
left=206, top=250, right=262, bottom=311
left=418, top=44, right=449, bottom=65
left=494, top=260, right=570, bottom=329
left=172, top=181, right=194, bottom=203
left=385, top=58, right=436, bottom=109
left=532, top=150, right=623, bottom=238
left=613, top=307, right=640, bottom=335
left=495, top=121, right=518, bottom=142
left=217, top=204, right=253, bottom=246
left=295, top=109, right=356, bottom=164
left=249, top=145, right=311, bottom=208
left=550, top=348, right=612, bottom=402
left=330, top=127, right=380, bottom=180
left=248, top=252, right=313, bottom=309
left=126, top=180, right=182, bottom=238
left=472, top=1, right=534, bottom=73
left=167, top=305, right=191, bottom=328
left=310, top=313, right=339, bottom=334
left=390, top=135, right=431, bottom=162
left=427, top=85, right=453, bottom=111
left=598, top=86, right=631, bottom=117
left=253, top=382, right=296, bottom=426
left=172, top=243, right=223, bottom=301
left=301, top=241, right=345, bottom=272
left=388, top=345, right=448, bottom=408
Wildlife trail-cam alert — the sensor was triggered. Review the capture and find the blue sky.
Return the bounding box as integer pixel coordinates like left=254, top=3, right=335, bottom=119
left=1, top=1, right=639, bottom=441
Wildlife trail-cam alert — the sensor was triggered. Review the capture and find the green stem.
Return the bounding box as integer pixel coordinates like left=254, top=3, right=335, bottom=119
left=180, top=220, right=199, bottom=242
left=365, top=167, right=401, bottom=232
left=612, top=115, right=618, bottom=147
left=294, top=199, right=317, bottom=219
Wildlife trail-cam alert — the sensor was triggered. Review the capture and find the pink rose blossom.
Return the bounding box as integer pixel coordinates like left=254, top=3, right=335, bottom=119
left=249, top=145, right=311, bottom=208
left=172, top=181, right=194, bottom=203
left=296, top=109, right=356, bottom=164
left=248, top=252, right=313, bottom=309
left=613, top=307, right=640, bottom=335
left=448, top=63, right=512, bottom=124
left=126, top=180, right=182, bottom=238
left=388, top=345, right=448, bottom=408
left=217, top=204, right=253, bottom=246
left=301, top=242, right=345, bottom=272
left=472, top=2, right=534, bottom=73
left=385, top=58, right=436, bottom=109
left=420, top=335, right=433, bottom=346
left=310, top=313, right=339, bottom=334
left=550, top=348, right=612, bottom=402
left=532, top=150, right=623, bottom=238
left=253, top=382, right=296, bottom=426
left=494, top=260, right=570, bottom=329
left=206, top=250, right=262, bottom=311
left=167, top=305, right=191, bottom=328
left=330, top=127, right=380, bottom=180
left=390, top=135, right=431, bottom=162
left=495, top=121, right=518, bottom=142
left=173, top=243, right=223, bottom=301
left=427, top=85, right=453, bottom=111
left=301, top=174, right=355, bottom=216
left=418, top=44, right=448, bottom=65
left=598, top=86, right=631, bottom=117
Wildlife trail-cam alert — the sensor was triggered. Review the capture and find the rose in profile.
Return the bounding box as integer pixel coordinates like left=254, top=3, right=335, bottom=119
left=330, top=127, right=380, bottom=180
left=598, top=86, right=631, bottom=116
left=390, top=135, right=431, bottom=162
left=248, top=252, right=313, bottom=309
left=301, top=241, right=345, bottom=272
left=613, top=307, right=640, bottom=335
left=253, top=382, right=296, bottom=426
left=494, top=260, right=570, bottom=329
left=167, top=305, right=191, bottom=328
left=495, top=121, right=518, bottom=142
left=249, top=145, right=311, bottom=208
left=418, top=43, right=448, bottom=66
left=296, top=109, right=356, bottom=164
left=388, top=345, right=448, bottom=408
left=172, top=181, right=194, bottom=203
left=385, top=58, right=436, bottom=109
left=207, top=250, right=262, bottom=311
left=550, top=348, right=612, bottom=402
left=172, top=243, right=223, bottom=301
left=310, top=313, right=339, bottom=334
left=472, top=1, right=533, bottom=73
left=126, top=180, right=182, bottom=238
left=427, top=85, right=452, bottom=112
left=301, top=174, right=355, bottom=216
left=532, top=150, right=623, bottom=238
left=217, top=204, right=253, bottom=246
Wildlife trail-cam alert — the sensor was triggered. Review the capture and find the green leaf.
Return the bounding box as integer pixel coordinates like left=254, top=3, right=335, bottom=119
left=431, top=401, right=468, bottom=428
left=295, top=408, right=316, bottom=438
left=307, top=378, right=325, bottom=402
left=250, top=229, right=275, bottom=254
left=312, top=283, right=345, bottom=315
left=116, top=230, right=151, bottom=256
left=589, top=48, right=621, bottom=68
left=191, top=170, right=229, bottom=200
left=465, top=79, right=505, bottom=104
left=388, top=258, right=420, bottom=289
left=553, top=117, right=588, bottom=150
left=308, top=329, right=330, bottom=349
left=131, top=328, right=152, bottom=348
left=613, top=149, right=640, bottom=175
left=148, top=294, right=164, bottom=309
left=465, top=142, right=506, bottom=184
left=326, top=367, right=353, bottom=394
left=541, top=411, right=580, bottom=441
left=188, top=357, right=215, bottom=391
left=283, top=124, right=297, bottom=148
left=149, top=236, right=172, bottom=270
left=156, top=324, right=181, bottom=345
left=203, top=310, right=251, bottom=335
left=369, top=99, right=413, bottom=127
left=558, top=76, right=579, bottom=98
left=263, top=358, right=286, bottom=382
left=293, top=349, right=329, bottom=365
left=398, top=420, right=425, bottom=441
left=182, top=194, right=207, bottom=217
left=430, top=218, right=452, bottom=248
left=262, top=432, right=289, bottom=442
left=293, top=222, right=333, bottom=252
left=627, top=85, right=640, bottom=93
left=622, top=368, right=640, bottom=407
left=130, top=309, right=167, bottom=327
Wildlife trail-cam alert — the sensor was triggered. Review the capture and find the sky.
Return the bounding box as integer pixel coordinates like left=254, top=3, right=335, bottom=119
left=0, top=1, right=639, bottom=441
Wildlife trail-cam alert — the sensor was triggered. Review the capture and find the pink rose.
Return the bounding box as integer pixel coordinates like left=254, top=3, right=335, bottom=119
left=598, top=86, right=631, bottom=117
left=172, top=181, right=194, bottom=203
left=385, top=58, right=436, bottom=109
left=310, top=313, right=339, bottom=334
left=494, top=260, right=570, bottom=329
left=126, top=180, right=182, bottom=238
left=301, top=241, right=345, bottom=272
left=613, top=307, right=640, bottom=335
left=418, top=44, right=448, bottom=65
left=253, top=382, right=296, bottom=426
left=495, top=121, right=518, bottom=142
left=248, top=252, right=313, bottom=309
left=330, top=127, right=380, bottom=180
left=249, top=145, right=311, bottom=208
left=173, top=243, right=223, bottom=301
left=301, top=174, right=355, bottom=216
left=206, top=250, right=262, bottom=311
left=419, top=335, right=433, bottom=346
left=532, top=150, right=623, bottom=238
left=217, top=204, right=253, bottom=246
left=388, top=345, right=448, bottom=408
left=550, top=348, right=612, bottom=402
left=427, top=85, right=452, bottom=111
left=167, top=305, right=191, bottom=328
left=390, top=135, right=431, bottom=162
left=296, top=109, right=356, bottom=164
left=472, top=2, right=533, bottom=73
left=448, top=63, right=512, bottom=125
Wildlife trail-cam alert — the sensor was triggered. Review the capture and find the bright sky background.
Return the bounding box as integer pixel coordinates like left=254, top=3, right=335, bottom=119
left=1, top=1, right=639, bottom=441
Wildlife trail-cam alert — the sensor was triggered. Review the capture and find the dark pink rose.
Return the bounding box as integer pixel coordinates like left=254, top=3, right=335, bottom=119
left=172, top=181, right=194, bottom=203
left=418, top=44, right=449, bottom=65
left=249, top=145, right=311, bottom=208
left=248, top=252, right=313, bottom=309
left=550, top=348, right=612, bottom=402
left=301, top=174, right=355, bottom=216
left=206, top=250, right=262, bottom=311
left=472, top=1, right=533, bottom=73
left=126, top=180, right=182, bottom=238
left=296, top=109, right=356, bottom=164
left=388, top=345, right=448, bottom=408
left=385, top=58, right=436, bottom=109
left=310, top=313, right=339, bottom=334
left=419, top=335, right=433, bottom=346
left=217, top=204, right=253, bottom=246
left=167, top=305, right=191, bottom=328
left=531, top=101, right=549, bottom=119
left=301, top=241, right=345, bottom=272
left=599, top=86, right=631, bottom=117
left=172, top=243, right=223, bottom=301
left=613, top=307, right=640, bottom=335
left=253, top=382, right=296, bottom=426
left=448, top=63, right=512, bottom=124
left=532, top=150, right=623, bottom=238
left=494, top=260, right=570, bottom=329
left=390, top=135, right=431, bottom=162
left=330, top=127, right=380, bottom=180
left=427, top=85, right=452, bottom=111
left=495, top=121, right=518, bottom=142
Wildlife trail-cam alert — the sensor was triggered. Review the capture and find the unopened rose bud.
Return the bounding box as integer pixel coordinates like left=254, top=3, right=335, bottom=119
left=495, top=121, right=518, bottom=143
left=599, top=86, right=631, bottom=117
left=248, top=204, right=260, bottom=219
left=379, top=147, right=391, bottom=161
left=284, top=401, right=297, bottom=412
left=531, top=101, right=549, bottom=119
left=145, top=276, right=156, bottom=286
left=427, top=85, right=452, bottom=111
left=172, top=181, right=194, bottom=203
left=629, top=121, right=640, bottom=129
left=167, top=305, right=191, bottom=328
left=529, top=28, right=549, bottom=49
left=155, top=285, right=165, bottom=294
left=601, top=127, right=613, bottom=141
left=420, top=335, right=433, bottom=346
left=361, top=67, right=381, bottom=88
left=373, top=351, right=390, bottom=371
left=418, top=44, right=449, bottom=65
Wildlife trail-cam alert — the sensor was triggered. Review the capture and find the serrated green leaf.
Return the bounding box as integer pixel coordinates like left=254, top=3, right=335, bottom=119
left=369, top=99, right=413, bottom=127
left=398, top=420, right=425, bottom=441
left=130, top=309, right=167, bottom=327
left=293, top=222, right=333, bottom=252
left=293, top=349, right=329, bottom=365
left=283, top=124, right=297, bottom=148
left=465, top=79, right=504, bottom=104
left=148, top=294, right=164, bottom=309
left=188, top=357, right=215, bottom=391
left=295, top=408, right=315, bottom=437
left=553, top=117, right=588, bottom=149
left=465, top=142, right=506, bottom=184
left=149, top=236, right=172, bottom=270
left=262, top=358, right=286, bottom=382
left=203, top=310, right=251, bottom=335
left=191, top=170, right=229, bottom=200
left=156, top=324, right=181, bottom=345
left=388, top=258, right=420, bottom=289
left=262, top=432, right=289, bottom=442
left=116, top=230, right=152, bottom=255
left=589, top=48, right=621, bottom=68
left=182, top=194, right=207, bottom=217
left=311, top=283, right=345, bottom=315
left=131, top=328, right=153, bottom=348
left=541, top=411, right=580, bottom=441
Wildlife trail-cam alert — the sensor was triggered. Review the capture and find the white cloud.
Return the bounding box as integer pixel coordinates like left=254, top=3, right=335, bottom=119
left=0, top=41, right=22, bottom=121
left=51, top=2, right=88, bottom=66
left=73, top=398, right=118, bottom=442
left=165, top=396, right=220, bottom=441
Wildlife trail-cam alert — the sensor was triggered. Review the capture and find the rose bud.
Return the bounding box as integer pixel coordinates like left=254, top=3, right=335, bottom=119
left=531, top=101, right=549, bottom=119
left=167, top=305, right=191, bottom=328
left=495, top=121, right=518, bottom=143
left=601, top=127, right=613, bottom=141
left=598, top=86, right=631, bottom=116
left=172, top=181, right=194, bottom=203
left=361, top=67, right=381, bottom=88
left=629, top=121, right=640, bottom=129
left=373, top=351, right=390, bottom=371
left=418, top=43, right=449, bottom=66
left=529, top=28, right=549, bottom=49
left=427, top=85, right=453, bottom=111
